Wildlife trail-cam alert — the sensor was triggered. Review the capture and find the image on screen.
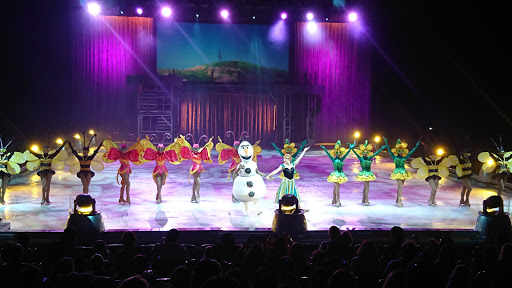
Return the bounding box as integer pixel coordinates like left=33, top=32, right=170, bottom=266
left=157, top=21, right=289, bottom=83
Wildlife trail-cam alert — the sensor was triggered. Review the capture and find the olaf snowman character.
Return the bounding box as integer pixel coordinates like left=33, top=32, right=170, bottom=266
left=232, top=141, right=267, bottom=215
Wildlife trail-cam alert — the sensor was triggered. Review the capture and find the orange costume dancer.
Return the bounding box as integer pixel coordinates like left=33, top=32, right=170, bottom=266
left=216, top=131, right=261, bottom=202
left=177, top=134, right=214, bottom=203
left=102, top=134, right=144, bottom=205
left=140, top=134, right=182, bottom=203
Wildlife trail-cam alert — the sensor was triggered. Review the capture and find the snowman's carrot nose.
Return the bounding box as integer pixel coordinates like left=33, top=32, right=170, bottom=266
left=244, top=147, right=248, bottom=156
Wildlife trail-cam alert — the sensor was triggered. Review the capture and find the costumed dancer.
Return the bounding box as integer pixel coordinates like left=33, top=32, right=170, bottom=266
left=451, top=142, right=473, bottom=206
left=216, top=131, right=261, bottom=202
left=383, top=138, right=421, bottom=207
left=0, top=138, right=26, bottom=205
left=67, top=133, right=104, bottom=194
left=350, top=140, right=387, bottom=206
left=232, top=141, right=268, bottom=215
left=24, top=139, right=69, bottom=205
left=140, top=134, right=182, bottom=203
left=320, top=141, right=352, bottom=207
left=411, top=148, right=457, bottom=206
left=177, top=134, right=214, bottom=203
left=266, top=146, right=310, bottom=205
left=478, top=136, right=512, bottom=197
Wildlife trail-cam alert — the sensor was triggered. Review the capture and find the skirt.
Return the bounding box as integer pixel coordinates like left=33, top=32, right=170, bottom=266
left=275, top=177, right=301, bottom=203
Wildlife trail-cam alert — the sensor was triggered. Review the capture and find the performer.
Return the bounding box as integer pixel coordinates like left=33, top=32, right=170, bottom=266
left=271, top=139, right=308, bottom=179
left=102, top=135, right=144, bottom=205
left=478, top=136, right=511, bottom=196
left=350, top=140, right=387, bottom=206
left=453, top=149, right=473, bottom=207
left=140, top=134, right=182, bottom=203
left=0, top=138, right=26, bottom=205
left=383, top=138, right=421, bottom=207
left=67, top=133, right=104, bottom=195
left=177, top=134, right=214, bottom=203
left=411, top=149, right=457, bottom=206
left=24, top=140, right=68, bottom=205
left=216, top=131, right=261, bottom=202
left=266, top=146, right=310, bottom=205
left=320, top=141, right=352, bottom=207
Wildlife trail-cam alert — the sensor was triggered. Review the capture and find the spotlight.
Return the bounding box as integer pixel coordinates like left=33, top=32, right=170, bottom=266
left=487, top=159, right=495, bottom=165
left=354, top=131, right=361, bottom=139
left=281, top=12, right=287, bottom=20
left=253, top=16, right=256, bottom=20
left=136, top=8, right=143, bottom=15
left=66, top=194, right=104, bottom=244
left=306, top=12, right=314, bottom=21
left=220, top=9, right=229, bottom=19
left=326, top=17, right=329, bottom=21
left=436, top=148, right=444, bottom=156
left=120, top=10, right=123, bottom=15
left=56, top=138, right=64, bottom=145
left=272, top=195, right=307, bottom=234
left=196, top=13, right=199, bottom=18
left=475, top=196, right=511, bottom=241
left=31, top=144, right=39, bottom=152
left=161, top=6, right=172, bottom=18
left=89, top=129, right=95, bottom=135
left=348, top=12, right=358, bottom=22
left=87, top=3, right=101, bottom=16
left=374, top=136, right=381, bottom=143
left=74, top=133, right=81, bottom=140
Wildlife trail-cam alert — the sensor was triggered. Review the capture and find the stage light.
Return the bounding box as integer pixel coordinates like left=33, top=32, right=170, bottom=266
left=437, top=148, right=445, bottom=156
left=326, top=17, right=329, bottom=21
left=31, top=144, right=39, bottom=152
left=253, top=16, right=256, bottom=20
left=220, top=9, right=229, bottom=19
left=74, top=134, right=81, bottom=140
left=89, top=130, right=95, bottom=135
left=87, top=3, right=101, bottom=16
left=354, top=131, right=361, bottom=139
left=348, top=12, right=358, bottom=22
left=120, top=10, right=124, bottom=15
left=56, top=138, right=64, bottom=145
left=136, top=8, right=143, bottom=15
left=306, top=12, right=314, bottom=21
left=66, top=194, right=104, bottom=244
left=196, top=14, right=199, bottom=18
left=161, top=6, right=172, bottom=18
left=272, top=195, right=307, bottom=234
left=306, top=21, right=317, bottom=33
left=475, top=196, right=511, bottom=240
left=374, top=136, right=381, bottom=143
left=487, top=159, right=495, bottom=165
left=281, top=12, right=287, bottom=20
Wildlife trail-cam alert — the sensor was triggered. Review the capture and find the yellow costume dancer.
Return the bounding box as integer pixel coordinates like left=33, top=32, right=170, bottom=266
left=478, top=136, right=511, bottom=196
left=320, top=140, right=352, bottom=207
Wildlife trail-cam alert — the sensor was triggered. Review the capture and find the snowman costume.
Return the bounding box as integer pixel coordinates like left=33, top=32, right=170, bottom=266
left=232, top=141, right=267, bottom=215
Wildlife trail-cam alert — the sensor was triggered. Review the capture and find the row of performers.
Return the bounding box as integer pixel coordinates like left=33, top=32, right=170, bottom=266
left=0, top=134, right=511, bottom=208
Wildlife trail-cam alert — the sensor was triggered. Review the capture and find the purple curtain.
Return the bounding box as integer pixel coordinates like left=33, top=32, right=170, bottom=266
left=293, top=22, right=370, bottom=142
left=71, top=14, right=154, bottom=136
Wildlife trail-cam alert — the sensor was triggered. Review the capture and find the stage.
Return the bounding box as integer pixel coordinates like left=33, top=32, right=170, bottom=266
left=0, top=149, right=509, bottom=232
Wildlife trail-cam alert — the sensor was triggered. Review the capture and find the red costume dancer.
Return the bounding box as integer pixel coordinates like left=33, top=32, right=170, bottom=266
left=216, top=131, right=261, bottom=202
left=177, top=134, right=214, bottom=203
left=102, top=134, right=144, bottom=205
left=140, top=134, right=182, bottom=203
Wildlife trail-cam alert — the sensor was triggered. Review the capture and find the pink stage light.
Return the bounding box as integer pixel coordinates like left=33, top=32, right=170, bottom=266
left=348, top=12, right=358, bottom=22
left=87, top=3, right=101, bottom=16
left=161, top=7, right=172, bottom=18
left=306, top=12, right=314, bottom=21
left=220, top=9, right=229, bottom=19
left=281, top=12, right=287, bottom=20
left=136, top=8, right=143, bottom=15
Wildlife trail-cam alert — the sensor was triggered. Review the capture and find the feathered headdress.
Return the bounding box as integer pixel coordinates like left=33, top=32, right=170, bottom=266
left=354, top=140, right=374, bottom=157
left=391, top=139, right=409, bottom=157
left=329, top=140, right=346, bottom=158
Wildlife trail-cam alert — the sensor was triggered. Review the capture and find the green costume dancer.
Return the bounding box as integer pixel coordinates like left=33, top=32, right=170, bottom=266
left=320, top=140, right=353, bottom=207
left=383, top=138, right=421, bottom=207
left=350, top=140, right=387, bottom=206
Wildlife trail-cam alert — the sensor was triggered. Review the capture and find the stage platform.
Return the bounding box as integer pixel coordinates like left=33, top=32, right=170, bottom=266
left=0, top=149, right=509, bottom=233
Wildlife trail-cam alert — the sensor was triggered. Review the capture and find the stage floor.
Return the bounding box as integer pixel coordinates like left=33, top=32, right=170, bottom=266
left=1, top=149, right=509, bottom=232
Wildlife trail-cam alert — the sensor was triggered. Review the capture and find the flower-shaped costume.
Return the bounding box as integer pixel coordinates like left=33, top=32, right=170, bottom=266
left=352, top=140, right=387, bottom=181
left=384, top=139, right=421, bottom=180
left=0, top=139, right=25, bottom=178
left=478, top=151, right=512, bottom=178
left=411, top=154, right=458, bottom=182
left=102, top=137, right=144, bottom=185
left=177, top=135, right=214, bottom=177
left=24, top=142, right=68, bottom=176
left=320, top=140, right=351, bottom=184
left=216, top=137, right=261, bottom=180
left=140, top=135, right=182, bottom=185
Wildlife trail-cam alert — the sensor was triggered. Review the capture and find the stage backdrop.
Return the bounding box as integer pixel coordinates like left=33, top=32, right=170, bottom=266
left=293, top=22, right=370, bottom=142
left=71, top=14, right=154, bottom=135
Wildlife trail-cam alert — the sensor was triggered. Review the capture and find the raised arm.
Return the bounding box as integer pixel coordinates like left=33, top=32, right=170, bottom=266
left=49, top=140, right=68, bottom=158
left=405, top=140, right=422, bottom=159
left=383, top=138, right=395, bottom=159
left=67, top=141, right=80, bottom=158
left=294, top=146, right=310, bottom=166
left=348, top=144, right=363, bottom=162
left=371, top=144, right=388, bottom=159
left=90, top=140, right=104, bottom=158
left=340, top=147, right=352, bottom=161
left=320, top=145, right=334, bottom=162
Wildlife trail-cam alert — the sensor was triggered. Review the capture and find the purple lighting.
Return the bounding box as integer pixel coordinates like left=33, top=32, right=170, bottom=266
left=306, top=12, right=314, bottom=21
left=220, top=9, right=229, bottom=19
left=348, top=12, right=358, bottom=22
left=136, top=8, right=143, bottom=15
left=281, top=12, right=287, bottom=20
left=87, top=3, right=101, bottom=15
left=161, top=7, right=172, bottom=18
